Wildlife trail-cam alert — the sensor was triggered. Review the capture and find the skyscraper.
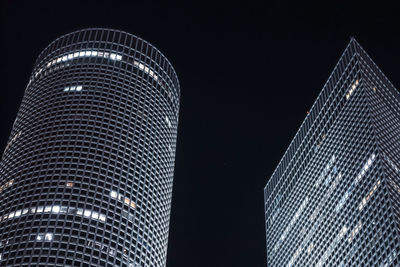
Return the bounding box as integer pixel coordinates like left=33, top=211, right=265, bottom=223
left=264, top=39, right=400, bottom=266
left=0, top=28, right=180, bottom=267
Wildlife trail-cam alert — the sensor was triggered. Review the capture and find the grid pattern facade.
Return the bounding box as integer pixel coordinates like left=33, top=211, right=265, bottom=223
left=264, top=39, right=400, bottom=267
left=0, top=28, right=180, bottom=267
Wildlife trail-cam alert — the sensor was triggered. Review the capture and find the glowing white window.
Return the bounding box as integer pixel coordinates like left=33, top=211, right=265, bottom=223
left=64, top=85, right=83, bottom=92
left=84, top=210, right=91, bottom=217
left=52, top=206, right=60, bottom=213
left=44, top=206, right=52, bottom=212
left=110, top=191, right=118, bottom=198
left=45, top=233, right=53, bottom=241
left=346, top=79, right=359, bottom=100
left=91, top=212, right=99, bottom=220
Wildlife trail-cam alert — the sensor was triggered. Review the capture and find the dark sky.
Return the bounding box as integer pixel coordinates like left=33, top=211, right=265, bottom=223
left=1, top=1, right=400, bottom=266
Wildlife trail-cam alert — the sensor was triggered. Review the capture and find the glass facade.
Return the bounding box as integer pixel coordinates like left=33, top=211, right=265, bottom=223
left=0, top=28, right=180, bottom=267
left=264, top=39, right=400, bottom=266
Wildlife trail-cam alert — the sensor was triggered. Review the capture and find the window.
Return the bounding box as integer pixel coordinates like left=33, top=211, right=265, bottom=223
left=110, top=190, right=136, bottom=209
left=36, top=233, right=53, bottom=241
left=359, top=180, right=381, bottom=211
left=0, top=179, right=15, bottom=193
left=345, top=79, right=359, bottom=100
left=64, top=85, right=83, bottom=92
left=165, top=116, right=172, bottom=128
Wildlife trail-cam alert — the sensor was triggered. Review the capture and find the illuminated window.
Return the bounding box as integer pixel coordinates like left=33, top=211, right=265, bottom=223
left=0, top=179, right=15, bottom=193
left=348, top=220, right=362, bottom=243
left=36, top=233, right=53, bottom=241
left=133, top=60, right=162, bottom=86
left=273, top=197, right=309, bottom=252
left=110, top=190, right=136, bottom=210
left=346, top=79, right=359, bottom=100
left=110, top=190, right=118, bottom=199
left=64, top=85, right=83, bottom=92
left=359, top=180, right=381, bottom=211
left=336, top=153, right=376, bottom=213
left=66, top=182, right=74, bottom=187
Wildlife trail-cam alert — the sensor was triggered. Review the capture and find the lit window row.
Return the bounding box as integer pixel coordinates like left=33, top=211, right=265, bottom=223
left=4, top=131, right=22, bottom=153
left=336, top=153, right=375, bottom=213
left=87, top=239, right=116, bottom=256
left=383, top=153, right=399, bottom=173
left=359, top=180, right=381, bottom=211
left=380, top=248, right=398, bottom=267
left=273, top=197, right=309, bottom=253
left=110, top=190, right=136, bottom=209
left=0, top=205, right=106, bottom=222
left=46, top=50, right=122, bottom=68
left=345, top=79, right=359, bottom=100
left=28, top=50, right=123, bottom=86
left=0, top=179, right=14, bottom=194
left=133, top=61, right=159, bottom=82
left=348, top=220, right=362, bottom=243
left=355, top=153, right=376, bottom=184
left=36, top=233, right=54, bottom=241
left=388, top=178, right=400, bottom=194
left=315, top=225, right=348, bottom=267
left=315, top=155, right=336, bottom=187
left=64, top=85, right=83, bottom=92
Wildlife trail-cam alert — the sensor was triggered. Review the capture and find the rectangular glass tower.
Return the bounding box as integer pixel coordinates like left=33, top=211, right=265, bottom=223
left=264, top=39, right=400, bottom=267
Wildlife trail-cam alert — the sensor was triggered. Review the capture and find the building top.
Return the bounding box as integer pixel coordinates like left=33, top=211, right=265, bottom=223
left=264, top=38, right=400, bottom=208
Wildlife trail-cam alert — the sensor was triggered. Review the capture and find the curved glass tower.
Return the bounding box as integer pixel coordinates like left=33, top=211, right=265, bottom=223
left=0, top=28, right=180, bottom=267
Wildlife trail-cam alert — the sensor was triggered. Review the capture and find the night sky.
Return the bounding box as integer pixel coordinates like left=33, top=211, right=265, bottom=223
left=1, top=1, right=400, bottom=266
